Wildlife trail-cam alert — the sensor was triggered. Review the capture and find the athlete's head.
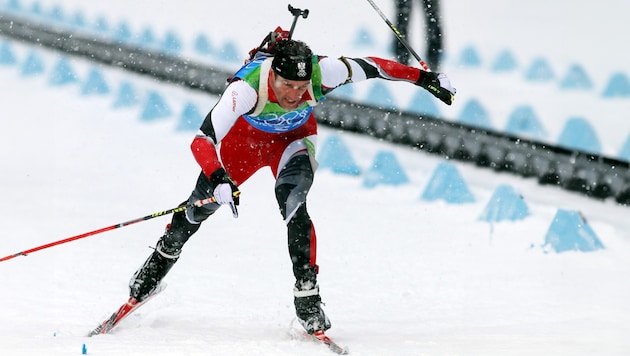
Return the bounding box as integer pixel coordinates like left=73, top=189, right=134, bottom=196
left=271, top=40, right=313, bottom=81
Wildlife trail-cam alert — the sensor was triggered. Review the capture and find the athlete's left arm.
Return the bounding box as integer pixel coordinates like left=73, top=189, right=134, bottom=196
left=318, top=56, right=456, bottom=105
left=191, top=80, right=257, bottom=179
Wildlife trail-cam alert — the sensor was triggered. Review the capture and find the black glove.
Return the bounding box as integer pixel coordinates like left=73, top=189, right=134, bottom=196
left=415, top=71, right=456, bottom=105
left=209, top=168, right=240, bottom=218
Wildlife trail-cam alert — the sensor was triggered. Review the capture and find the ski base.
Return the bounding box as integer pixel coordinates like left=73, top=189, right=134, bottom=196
left=87, top=284, right=166, bottom=337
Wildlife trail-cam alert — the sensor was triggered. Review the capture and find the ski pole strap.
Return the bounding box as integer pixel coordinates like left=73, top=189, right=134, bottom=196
left=294, top=286, right=319, bottom=298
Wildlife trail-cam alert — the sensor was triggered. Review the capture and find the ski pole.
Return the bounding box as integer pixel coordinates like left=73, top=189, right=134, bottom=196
left=364, top=0, right=431, bottom=71
left=0, top=194, right=238, bottom=263
left=287, top=4, right=309, bottom=39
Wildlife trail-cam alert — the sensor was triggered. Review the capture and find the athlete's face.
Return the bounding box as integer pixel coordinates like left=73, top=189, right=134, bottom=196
left=271, top=71, right=310, bottom=110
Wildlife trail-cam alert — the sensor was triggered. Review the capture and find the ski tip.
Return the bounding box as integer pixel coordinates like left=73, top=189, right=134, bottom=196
left=86, top=326, right=102, bottom=338
left=86, top=284, right=167, bottom=338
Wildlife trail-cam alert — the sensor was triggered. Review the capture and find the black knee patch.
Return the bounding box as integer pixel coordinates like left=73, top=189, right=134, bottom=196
left=275, top=154, right=313, bottom=221
left=275, top=183, right=293, bottom=218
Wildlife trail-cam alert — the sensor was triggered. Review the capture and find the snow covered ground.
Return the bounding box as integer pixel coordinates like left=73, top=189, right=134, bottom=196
left=1, top=1, right=630, bottom=355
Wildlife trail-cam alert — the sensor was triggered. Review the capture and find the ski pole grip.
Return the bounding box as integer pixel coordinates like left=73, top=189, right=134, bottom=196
left=288, top=4, right=309, bottom=18
left=193, top=191, right=241, bottom=207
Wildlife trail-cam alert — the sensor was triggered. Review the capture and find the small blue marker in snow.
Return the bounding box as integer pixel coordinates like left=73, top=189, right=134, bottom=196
left=82, top=343, right=87, bottom=354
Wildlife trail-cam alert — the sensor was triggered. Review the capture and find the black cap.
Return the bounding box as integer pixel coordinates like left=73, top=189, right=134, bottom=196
left=271, top=40, right=313, bottom=81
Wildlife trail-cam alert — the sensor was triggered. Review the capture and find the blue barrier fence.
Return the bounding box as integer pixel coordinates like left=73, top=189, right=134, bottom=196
left=0, top=1, right=623, bottom=251
left=1, top=0, right=628, bottom=162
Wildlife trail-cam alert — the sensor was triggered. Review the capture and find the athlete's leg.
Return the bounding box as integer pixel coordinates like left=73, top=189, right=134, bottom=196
left=275, top=154, right=317, bottom=284
left=275, top=151, right=331, bottom=333
left=129, top=172, right=219, bottom=302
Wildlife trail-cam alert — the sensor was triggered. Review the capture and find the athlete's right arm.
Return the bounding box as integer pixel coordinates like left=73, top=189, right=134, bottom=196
left=318, top=56, right=455, bottom=105
left=191, top=80, right=257, bottom=178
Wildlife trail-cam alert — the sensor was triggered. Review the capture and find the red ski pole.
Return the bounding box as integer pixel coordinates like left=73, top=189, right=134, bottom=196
left=0, top=194, right=237, bottom=263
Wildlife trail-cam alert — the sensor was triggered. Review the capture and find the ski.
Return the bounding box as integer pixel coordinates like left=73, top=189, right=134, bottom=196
left=87, top=284, right=166, bottom=337
left=290, top=323, right=349, bottom=355
left=311, top=330, right=349, bottom=355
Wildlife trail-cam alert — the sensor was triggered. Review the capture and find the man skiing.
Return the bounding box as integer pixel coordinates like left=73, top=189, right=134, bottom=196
left=99, top=26, right=455, bottom=338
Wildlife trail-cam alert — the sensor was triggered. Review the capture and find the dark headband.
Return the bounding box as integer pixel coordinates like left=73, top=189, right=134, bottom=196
left=272, top=53, right=312, bottom=81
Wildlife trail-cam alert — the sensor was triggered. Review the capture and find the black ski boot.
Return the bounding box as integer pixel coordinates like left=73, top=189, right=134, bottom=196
left=129, top=239, right=179, bottom=302
left=294, top=282, right=331, bottom=334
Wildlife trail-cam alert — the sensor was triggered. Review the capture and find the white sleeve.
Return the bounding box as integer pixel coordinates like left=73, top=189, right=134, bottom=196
left=319, top=56, right=368, bottom=88
left=207, top=80, right=258, bottom=143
